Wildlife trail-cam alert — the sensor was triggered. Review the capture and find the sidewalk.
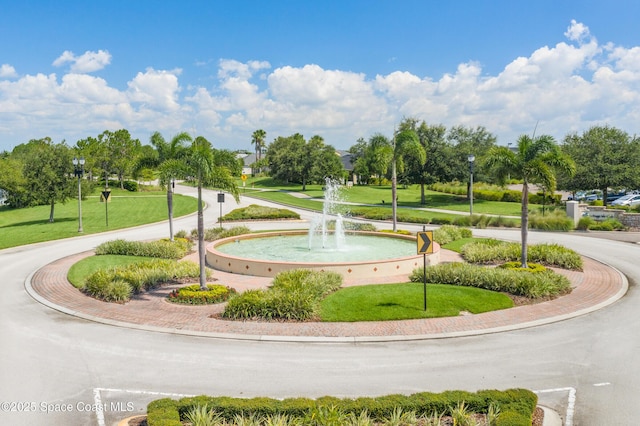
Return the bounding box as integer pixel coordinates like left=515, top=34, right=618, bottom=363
left=26, top=249, right=627, bottom=343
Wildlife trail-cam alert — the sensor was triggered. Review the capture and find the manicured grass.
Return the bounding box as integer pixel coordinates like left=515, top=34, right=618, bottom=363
left=0, top=190, right=197, bottom=249
left=67, top=254, right=155, bottom=288
left=240, top=177, right=527, bottom=216
left=319, top=282, right=514, bottom=321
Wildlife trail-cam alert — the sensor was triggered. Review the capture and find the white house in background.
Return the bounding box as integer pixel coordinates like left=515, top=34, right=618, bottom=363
left=0, top=189, right=7, bottom=205
left=237, top=152, right=258, bottom=176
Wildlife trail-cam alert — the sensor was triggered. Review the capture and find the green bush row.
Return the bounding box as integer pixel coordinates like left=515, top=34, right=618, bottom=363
left=168, top=284, right=236, bottom=305
left=221, top=204, right=301, bottom=221
left=184, top=225, right=252, bottom=242
left=409, top=262, right=571, bottom=298
left=576, top=216, right=626, bottom=231
left=348, top=207, right=518, bottom=228
left=95, top=238, right=193, bottom=259
left=461, top=240, right=583, bottom=270
left=429, top=182, right=561, bottom=205
left=146, top=388, right=536, bottom=426
left=528, top=210, right=574, bottom=231
left=222, top=269, right=342, bottom=321
left=83, top=259, right=204, bottom=302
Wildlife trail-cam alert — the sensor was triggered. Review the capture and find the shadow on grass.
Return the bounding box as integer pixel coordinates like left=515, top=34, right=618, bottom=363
left=0, top=217, right=76, bottom=228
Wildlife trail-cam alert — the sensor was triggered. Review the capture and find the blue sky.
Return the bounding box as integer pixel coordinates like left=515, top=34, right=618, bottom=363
left=1, top=0, right=640, bottom=152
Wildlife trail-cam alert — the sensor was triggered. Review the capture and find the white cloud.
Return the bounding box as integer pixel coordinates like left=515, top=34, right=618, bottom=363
left=52, top=50, right=112, bottom=73
left=2, top=20, right=640, bottom=151
left=0, top=64, right=17, bottom=78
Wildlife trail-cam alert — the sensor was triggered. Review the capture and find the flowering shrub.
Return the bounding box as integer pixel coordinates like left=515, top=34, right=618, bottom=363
left=168, top=284, right=236, bottom=305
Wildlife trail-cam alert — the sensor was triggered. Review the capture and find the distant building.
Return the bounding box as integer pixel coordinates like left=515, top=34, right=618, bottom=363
left=0, top=189, right=7, bottom=206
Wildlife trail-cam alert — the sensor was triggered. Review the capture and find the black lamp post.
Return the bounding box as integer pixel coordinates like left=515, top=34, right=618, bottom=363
left=468, top=154, right=475, bottom=216
left=72, top=157, right=85, bottom=233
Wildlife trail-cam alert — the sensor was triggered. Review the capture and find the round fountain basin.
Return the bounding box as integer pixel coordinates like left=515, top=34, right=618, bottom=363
left=206, top=231, right=440, bottom=278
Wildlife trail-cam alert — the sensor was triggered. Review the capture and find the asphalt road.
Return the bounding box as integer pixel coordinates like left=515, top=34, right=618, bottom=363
left=1, top=186, right=639, bottom=425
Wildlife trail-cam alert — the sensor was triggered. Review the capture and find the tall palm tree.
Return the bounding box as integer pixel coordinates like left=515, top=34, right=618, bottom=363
left=484, top=134, right=575, bottom=267
left=391, top=129, right=426, bottom=232
left=150, top=131, right=192, bottom=241
left=251, top=129, right=266, bottom=174
left=188, top=136, right=240, bottom=290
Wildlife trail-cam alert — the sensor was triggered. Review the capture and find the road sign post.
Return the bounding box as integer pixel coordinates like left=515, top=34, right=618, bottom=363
left=218, top=192, right=225, bottom=229
left=417, top=227, right=433, bottom=311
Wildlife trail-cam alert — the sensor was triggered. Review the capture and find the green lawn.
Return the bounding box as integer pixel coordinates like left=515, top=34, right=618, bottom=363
left=67, top=254, right=155, bottom=288
left=239, top=177, right=527, bottom=216
left=0, top=189, right=198, bottom=249
left=320, top=282, right=514, bottom=321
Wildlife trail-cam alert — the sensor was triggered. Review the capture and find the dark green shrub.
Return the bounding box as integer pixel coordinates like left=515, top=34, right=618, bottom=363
left=146, top=389, right=537, bottom=425
left=122, top=180, right=138, bottom=192
left=588, top=218, right=625, bottom=231
left=430, top=217, right=453, bottom=225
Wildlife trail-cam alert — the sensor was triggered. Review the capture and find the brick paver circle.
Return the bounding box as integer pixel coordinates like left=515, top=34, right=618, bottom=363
left=26, top=249, right=627, bottom=342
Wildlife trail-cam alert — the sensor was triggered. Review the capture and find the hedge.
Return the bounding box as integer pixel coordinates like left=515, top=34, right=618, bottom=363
left=146, top=389, right=537, bottom=425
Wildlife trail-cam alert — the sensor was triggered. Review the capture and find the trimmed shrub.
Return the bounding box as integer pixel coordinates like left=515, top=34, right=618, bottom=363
left=409, top=262, right=571, bottom=298
left=168, top=284, right=236, bottom=305
left=82, top=259, right=206, bottom=302
left=461, top=240, right=583, bottom=270
left=222, top=269, right=342, bottom=321
left=146, top=389, right=537, bottom=426
left=498, top=261, right=547, bottom=273
left=122, top=180, right=139, bottom=192
left=201, top=225, right=252, bottom=242
left=95, top=238, right=192, bottom=259
left=528, top=210, right=574, bottom=231
left=221, top=204, right=300, bottom=221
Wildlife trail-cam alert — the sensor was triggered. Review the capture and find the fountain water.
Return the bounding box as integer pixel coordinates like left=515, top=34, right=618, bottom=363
left=206, top=178, right=440, bottom=278
left=308, top=177, right=345, bottom=250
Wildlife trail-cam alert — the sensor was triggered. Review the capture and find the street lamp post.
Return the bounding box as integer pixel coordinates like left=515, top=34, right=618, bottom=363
left=468, top=154, right=475, bottom=216
left=72, top=157, right=85, bottom=233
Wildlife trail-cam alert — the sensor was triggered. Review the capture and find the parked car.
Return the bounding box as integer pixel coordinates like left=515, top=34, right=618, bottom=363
left=606, top=191, right=627, bottom=203
left=610, top=194, right=640, bottom=207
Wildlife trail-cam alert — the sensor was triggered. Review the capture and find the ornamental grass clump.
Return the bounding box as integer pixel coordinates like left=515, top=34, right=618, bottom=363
left=95, top=238, right=192, bottom=259
left=222, top=269, right=342, bottom=321
left=82, top=259, right=206, bottom=302
left=461, top=240, right=583, bottom=270
left=409, top=262, right=571, bottom=299
left=433, top=225, right=473, bottom=246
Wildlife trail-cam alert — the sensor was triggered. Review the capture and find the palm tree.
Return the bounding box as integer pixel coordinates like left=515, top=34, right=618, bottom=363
left=188, top=136, right=240, bottom=290
left=391, top=129, right=426, bottom=232
left=484, top=134, right=575, bottom=267
left=150, top=131, right=192, bottom=241
left=251, top=129, right=266, bottom=174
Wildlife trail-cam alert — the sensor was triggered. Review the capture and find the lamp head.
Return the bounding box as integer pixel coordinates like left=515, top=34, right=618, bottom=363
left=468, top=154, right=475, bottom=163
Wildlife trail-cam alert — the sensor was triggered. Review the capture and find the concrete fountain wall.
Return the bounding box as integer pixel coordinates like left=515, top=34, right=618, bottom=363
left=206, top=230, right=440, bottom=278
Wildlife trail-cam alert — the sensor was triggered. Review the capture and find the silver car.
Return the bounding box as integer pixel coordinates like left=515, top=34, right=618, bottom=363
left=610, top=194, right=640, bottom=206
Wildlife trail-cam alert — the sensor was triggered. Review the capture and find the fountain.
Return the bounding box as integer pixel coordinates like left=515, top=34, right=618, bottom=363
left=308, top=177, right=346, bottom=250
left=206, top=179, right=440, bottom=278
